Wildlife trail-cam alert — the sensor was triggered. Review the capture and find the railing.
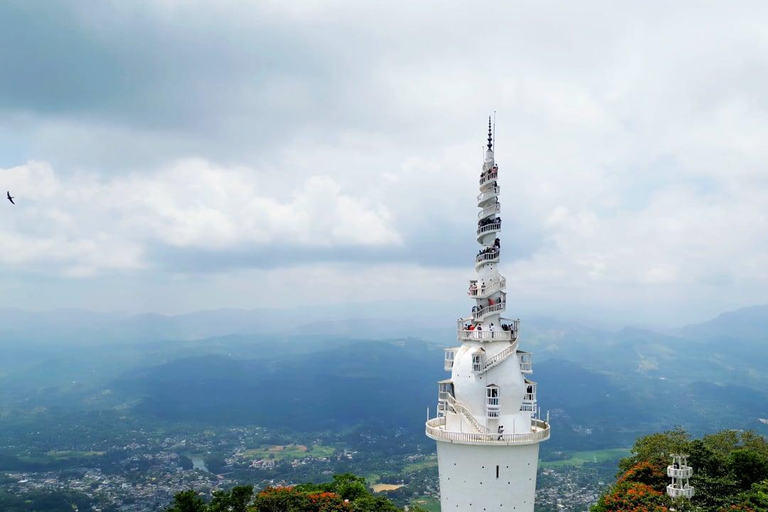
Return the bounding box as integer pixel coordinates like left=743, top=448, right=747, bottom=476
left=426, top=417, right=550, bottom=445
left=523, top=393, right=536, bottom=401
left=520, top=403, right=536, bottom=412
left=518, top=352, right=533, bottom=373
left=477, top=222, right=501, bottom=236
left=472, top=302, right=505, bottom=320
left=479, top=170, right=498, bottom=186
left=444, top=349, right=458, bottom=371
left=486, top=397, right=500, bottom=418
left=477, top=186, right=500, bottom=204
left=468, top=276, right=506, bottom=298
left=667, top=485, right=694, bottom=498
left=444, top=394, right=489, bottom=433
left=478, top=203, right=501, bottom=219
left=457, top=329, right=516, bottom=342
left=667, top=467, right=693, bottom=478
left=475, top=250, right=500, bottom=264
left=475, top=344, right=517, bottom=374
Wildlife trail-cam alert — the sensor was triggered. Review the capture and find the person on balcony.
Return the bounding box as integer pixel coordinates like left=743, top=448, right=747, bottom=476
left=494, top=238, right=500, bottom=249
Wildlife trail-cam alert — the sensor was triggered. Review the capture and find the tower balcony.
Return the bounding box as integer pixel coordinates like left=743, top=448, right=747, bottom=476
left=477, top=186, right=500, bottom=207
left=468, top=277, right=506, bottom=299
left=478, top=203, right=501, bottom=220
left=444, top=348, right=459, bottom=371
left=667, top=466, right=693, bottom=478
left=479, top=169, right=498, bottom=187
left=667, top=485, right=694, bottom=499
left=456, top=318, right=519, bottom=342
left=475, top=249, right=500, bottom=271
left=476, top=222, right=500, bottom=241
left=425, top=416, right=550, bottom=446
left=518, top=351, right=533, bottom=373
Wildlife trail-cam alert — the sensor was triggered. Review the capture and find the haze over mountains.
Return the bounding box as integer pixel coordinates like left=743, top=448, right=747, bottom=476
left=1, top=303, right=767, bottom=453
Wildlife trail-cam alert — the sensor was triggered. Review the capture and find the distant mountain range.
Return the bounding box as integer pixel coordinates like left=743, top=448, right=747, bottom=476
left=1, top=303, right=766, bottom=453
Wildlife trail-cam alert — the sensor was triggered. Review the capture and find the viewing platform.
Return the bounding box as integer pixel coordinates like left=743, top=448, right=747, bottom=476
left=476, top=222, right=500, bottom=241
left=475, top=250, right=500, bottom=270
left=667, top=466, right=693, bottom=478
left=426, top=417, right=550, bottom=446
left=468, top=276, right=506, bottom=298
left=479, top=169, right=498, bottom=187
left=456, top=318, right=519, bottom=342
left=666, top=485, right=694, bottom=499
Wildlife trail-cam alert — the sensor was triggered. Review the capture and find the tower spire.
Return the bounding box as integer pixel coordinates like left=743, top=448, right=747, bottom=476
left=487, top=116, right=493, bottom=151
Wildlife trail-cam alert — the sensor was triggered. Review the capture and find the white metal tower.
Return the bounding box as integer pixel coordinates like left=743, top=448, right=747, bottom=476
left=426, top=119, right=550, bottom=511
left=667, top=454, right=694, bottom=499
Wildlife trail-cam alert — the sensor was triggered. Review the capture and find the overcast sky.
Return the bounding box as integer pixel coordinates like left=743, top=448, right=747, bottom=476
left=1, top=0, right=767, bottom=326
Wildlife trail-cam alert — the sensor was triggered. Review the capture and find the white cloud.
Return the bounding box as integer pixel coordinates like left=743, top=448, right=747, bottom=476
left=0, top=160, right=401, bottom=275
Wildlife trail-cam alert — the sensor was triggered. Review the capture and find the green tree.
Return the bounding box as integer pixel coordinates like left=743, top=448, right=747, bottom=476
left=619, top=427, right=690, bottom=474
left=166, top=490, right=207, bottom=512
left=728, top=449, right=768, bottom=491
left=209, top=486, right=254, bottom=512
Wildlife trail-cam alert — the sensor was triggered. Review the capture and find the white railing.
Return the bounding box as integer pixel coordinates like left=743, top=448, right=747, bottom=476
left=444, top=394, right=489, bottom=433
left=667, top=485, right=694, bottom=498
left=472, top=302, right=505, bottom=320
left=477, top=186, right=500, bottom=204
left=444, top=348, right=458, bottom=371
left=479, top=170, right=498, bottom=186
left=518, top=352, right=533, bottom=373
left=475, top=344, right=517, bottom=374
left=426, top=417, right=550, bottom=445
left=520, top=402, right=536, bottom=412
left=523, top=393, right=536, bottom=401
left=478, top=203, right=501, bottom=219
left=475, top=250, right=500, bottom=264
left=667, top=467, right=693, bottom=478
left=468, top=277, right=506, bottom=298
left=477, top=222, right=501, bottom=236
left=457, top=329, right=516, bottom=342
left=486, top=396, right=500, bottom=418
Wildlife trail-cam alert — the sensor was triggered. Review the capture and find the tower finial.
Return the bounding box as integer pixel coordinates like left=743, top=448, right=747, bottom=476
left=487, top=116, right=493, bottom=151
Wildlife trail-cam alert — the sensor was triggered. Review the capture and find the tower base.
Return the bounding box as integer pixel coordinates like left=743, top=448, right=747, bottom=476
left=436, top=440, right=541, bottom=511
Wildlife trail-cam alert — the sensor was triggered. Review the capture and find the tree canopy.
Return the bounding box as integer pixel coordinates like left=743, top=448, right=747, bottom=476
left=165, top=474, right=427, bottom=512
left=593, top=428, right=768, bottom=512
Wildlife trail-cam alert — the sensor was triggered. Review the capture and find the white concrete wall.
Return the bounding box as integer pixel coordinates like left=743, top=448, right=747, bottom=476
left=436, top=440, right=541, bottom=511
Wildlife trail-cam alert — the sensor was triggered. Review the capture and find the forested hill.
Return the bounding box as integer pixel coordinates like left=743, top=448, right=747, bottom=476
left=164, top=473, right=426, bottom=512
left=592, top=428, right=768, bottom=511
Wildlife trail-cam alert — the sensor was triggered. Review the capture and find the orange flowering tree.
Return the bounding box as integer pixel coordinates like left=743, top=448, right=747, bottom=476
left=592, top=481, right=669, bottom=512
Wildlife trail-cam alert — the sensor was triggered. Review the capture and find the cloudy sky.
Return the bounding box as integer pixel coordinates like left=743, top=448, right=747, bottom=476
left=1, top=0, right=767, bottom=326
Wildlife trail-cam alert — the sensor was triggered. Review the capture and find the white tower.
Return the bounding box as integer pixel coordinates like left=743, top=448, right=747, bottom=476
left=667, top=454, right=694, bottom=499
left=426, top=119, right=550, bottom=511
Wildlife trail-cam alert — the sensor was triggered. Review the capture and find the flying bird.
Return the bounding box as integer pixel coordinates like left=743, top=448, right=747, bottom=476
left=6, top=191, right=14, bottom=205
